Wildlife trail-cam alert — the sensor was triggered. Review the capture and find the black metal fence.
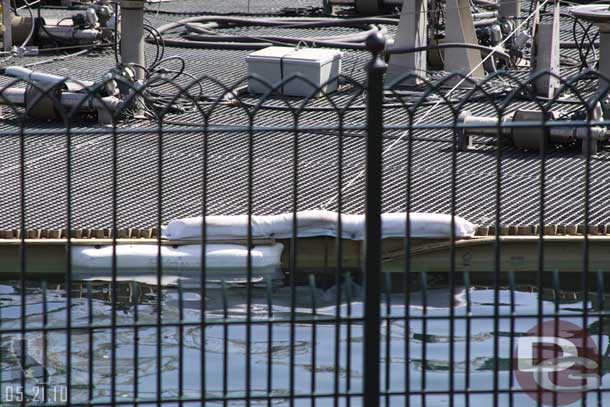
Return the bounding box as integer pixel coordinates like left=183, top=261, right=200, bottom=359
left=0, top=33, right=610, bottom=407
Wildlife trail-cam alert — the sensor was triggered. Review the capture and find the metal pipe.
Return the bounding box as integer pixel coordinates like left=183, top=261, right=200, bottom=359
left=550, top=126, right=607, bottom=142
left=38, top=26, right=102, bottom=42
left=2, top=0, right=12, bottom=51
left=120, top=0, right=145, bottom=80
left=461, top=114, right=511, bottom=135
left=0, top=87, right=25, bottom=104
left=60, top=92, right=122, bottom=111
left=458, top=111, right=609, bottom=154
left=0, top=87, right=121, bottom=112
left=473, top=18, right=499, bottom=27
left=473, top=11, right=498, bottom=19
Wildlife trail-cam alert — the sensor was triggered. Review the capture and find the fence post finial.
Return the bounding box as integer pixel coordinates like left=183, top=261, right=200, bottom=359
left=366, top=31, right=387, bottom=67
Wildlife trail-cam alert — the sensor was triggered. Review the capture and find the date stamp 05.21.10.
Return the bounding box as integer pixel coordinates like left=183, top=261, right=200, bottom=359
left=2, top=385, right=68, bottom=403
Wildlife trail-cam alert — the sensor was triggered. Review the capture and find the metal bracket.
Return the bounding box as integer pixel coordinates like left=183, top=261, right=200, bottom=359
left=120, top=0, right=145, bottom=80
left=499, top=0, right=520, bottom=19
left=531, top=1, right=561, bottom=98
left=25, top=83, right=61, bottom=121
left=354, top=0, right=383, bottom=15
left=444, top=0, right=485, bottom=80
left=386, top=0, right=427, bottom=85
left=457, top=111, right=474, bottom=151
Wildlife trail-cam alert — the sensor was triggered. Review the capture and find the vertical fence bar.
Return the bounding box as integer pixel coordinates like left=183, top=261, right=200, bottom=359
left=87, top=282, right=94, bottom=403
left=363, top=32, right=386, bottom=407
left=133, top=282, right=140, bottom=404
left=266, top=275, right=273, bottom=407
left=345, top=273, right=354, bottom=405
left=43, top=281, right=49, bottom=404
left=111, top=109, right=119, bottom=407
left=156, top=97, right=164, bottom=407
left=334, top=115, right=345, bottom=407
left=201, top=107, right=209, bottom=407
left=246, top=104, right=254, bottom=407
left=65, top=107, right=73, bottom=407
left=18, top=90, right=26, bottom=407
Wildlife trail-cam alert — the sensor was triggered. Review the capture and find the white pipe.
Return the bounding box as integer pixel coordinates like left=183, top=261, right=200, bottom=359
left=461, top=114, right=512, bottom=135
left=3, top=66, right=95, bottom=87
left=5, top=66, right=66, bottom=85
left=461, top=113, right=609, bottom=144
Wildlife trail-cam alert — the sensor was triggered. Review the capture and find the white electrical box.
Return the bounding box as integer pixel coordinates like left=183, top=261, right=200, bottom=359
left=246, top=46, right=343, bottom=97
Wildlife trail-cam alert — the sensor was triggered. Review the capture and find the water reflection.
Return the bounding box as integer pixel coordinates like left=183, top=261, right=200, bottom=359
left=0, top=275, right=608, bottom=406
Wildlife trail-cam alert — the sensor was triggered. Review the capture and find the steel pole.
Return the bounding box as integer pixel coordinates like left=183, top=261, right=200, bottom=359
left=120, top=0, right=145, bottom=80
left=3, top=0, right=12, bottom=52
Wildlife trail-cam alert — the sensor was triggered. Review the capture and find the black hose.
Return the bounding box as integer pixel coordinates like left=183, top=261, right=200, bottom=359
left=149, top=15, right=511, bottom=61
left=155, top=16, right=399, bottom=31
left=171, top=36, right=384, bottom=50
left=389, top=43, right=513, bottom=65
left=561, top=41, right=599, bottom=49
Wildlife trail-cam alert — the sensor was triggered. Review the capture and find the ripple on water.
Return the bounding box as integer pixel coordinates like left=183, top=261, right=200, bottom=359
left=0, top=282, right=607, bottom=406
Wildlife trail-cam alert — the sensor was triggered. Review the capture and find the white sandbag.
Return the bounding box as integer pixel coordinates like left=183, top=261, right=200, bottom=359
left=72, top=243, right=284, bottom=269
left=162, top=210, right=341, bottom=240
left=255, top=210, right=346, bottom=238
left=163, top=211, right=476, bottom=241
left=334, top=213, right=476, bottom=240
left=161, top=215, right=253, bottom=241
left=379, top=213, right=477, bottom=239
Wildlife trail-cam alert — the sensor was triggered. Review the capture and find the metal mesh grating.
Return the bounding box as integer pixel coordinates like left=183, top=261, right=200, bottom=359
left=0, top=1, right=605, bottom=230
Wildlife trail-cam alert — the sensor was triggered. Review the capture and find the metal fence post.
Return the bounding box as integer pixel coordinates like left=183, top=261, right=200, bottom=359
left=363, top=31, right=386, bottom=407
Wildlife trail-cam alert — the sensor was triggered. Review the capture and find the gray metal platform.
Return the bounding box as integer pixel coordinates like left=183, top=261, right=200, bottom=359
left=0, top=0, right=606, bottom=231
